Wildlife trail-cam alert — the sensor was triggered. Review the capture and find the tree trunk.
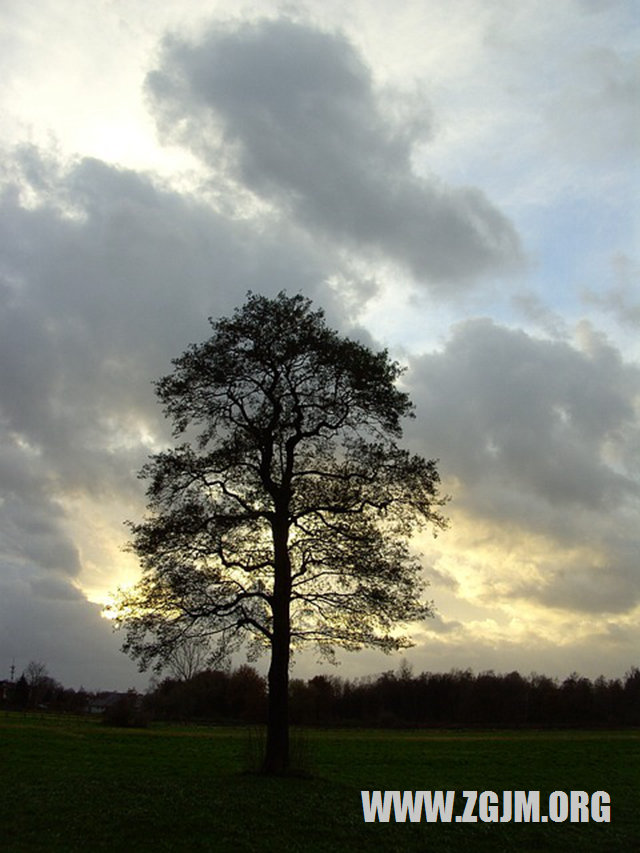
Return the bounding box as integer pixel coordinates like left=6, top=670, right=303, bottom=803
left=263, top=626, right=290, bottom=774
left=263, top=516, right=291, bottom=775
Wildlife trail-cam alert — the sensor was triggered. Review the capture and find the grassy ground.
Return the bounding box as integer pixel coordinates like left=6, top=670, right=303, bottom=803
left=0, top=714, right=637, bottom=851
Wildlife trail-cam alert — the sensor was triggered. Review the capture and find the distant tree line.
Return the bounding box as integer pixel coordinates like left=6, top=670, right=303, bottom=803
left=141, top=664, right=639, bottom=728
left=1, top=662, right=89, bottom=714
left=3, top=662, right=638, bottom=728
left=287, top=666, right=640, bottom=728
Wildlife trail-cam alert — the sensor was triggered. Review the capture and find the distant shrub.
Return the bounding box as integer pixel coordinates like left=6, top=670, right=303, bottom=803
left=102, top=692, right=148, bottom=728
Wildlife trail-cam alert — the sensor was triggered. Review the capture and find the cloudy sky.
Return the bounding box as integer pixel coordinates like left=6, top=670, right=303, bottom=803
left=1, top=0, right=638, bottom=690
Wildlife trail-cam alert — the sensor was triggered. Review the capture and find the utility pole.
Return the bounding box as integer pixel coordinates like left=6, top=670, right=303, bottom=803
left=10, top=659, right=15, bottom=682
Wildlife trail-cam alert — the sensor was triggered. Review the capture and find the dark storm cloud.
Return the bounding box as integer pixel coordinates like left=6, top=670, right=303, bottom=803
left=0, top=145, right=344, bottom=493
left=146, top=18, right=522, bottom=287
left=0, top=144, right=356, bottom=686
left=0, top=433, right=82, bottom=577
left=406, top=319, right=640, bottom=613
left=30, top=575, right=83, bottom=601
left=0, top=143, right=355, bottom=496
left=514, top=551, right=639, bottom=615
left=409, top=319, right=638, bottom=510
left=0, top=561, right=143, bottom=689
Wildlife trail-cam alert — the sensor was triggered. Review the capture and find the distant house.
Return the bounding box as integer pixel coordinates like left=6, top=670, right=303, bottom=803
left=89, top=691, right=141, bottom=715
left=0, top=680, right=13, bottom=702
left=88, top=692, right=127, bottom=714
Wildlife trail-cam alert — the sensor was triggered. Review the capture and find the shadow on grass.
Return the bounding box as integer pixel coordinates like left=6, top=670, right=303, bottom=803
left=241, top=726, right=316, bottom=778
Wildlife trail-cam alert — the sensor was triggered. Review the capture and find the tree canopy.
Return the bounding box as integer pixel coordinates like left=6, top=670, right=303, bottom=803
left=113, top=291, right=447, bottom=771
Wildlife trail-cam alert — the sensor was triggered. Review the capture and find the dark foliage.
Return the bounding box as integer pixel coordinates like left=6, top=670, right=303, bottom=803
left=101, top=690, right=149, bottom=728
left=112, top=291, right=447, bottom=773
left=2, top=663, right=637, bottom=728
left=146, top=665, right=266, bottom=723
left=140, top=663, right=640, bottom=728
left=285, top=665, right=640, bottom=728
left=1, top=665, right=89, bottom=714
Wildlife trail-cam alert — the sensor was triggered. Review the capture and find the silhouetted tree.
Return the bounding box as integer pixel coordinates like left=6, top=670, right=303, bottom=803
left=228, top=665, right=267, bottom=721
left=561, top=672, right=593, bottom=725
left=113, top=292, right=447, bottom=773
left=13, top=674, right=29, bottom=709
left=528, top=673, right=560, bottom=725
left=166, top=636, right=210, bottom=681
left=23, top=661, right=57, bottom=708
left=623, top=667, right=640, bottom=725
left=102, top=690, right=147, bottom=728
left=145, top=666, right=266, bottom=723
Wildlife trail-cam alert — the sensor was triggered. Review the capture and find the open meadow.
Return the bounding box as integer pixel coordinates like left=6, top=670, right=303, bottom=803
left=1, top=714, right=637, bottom=851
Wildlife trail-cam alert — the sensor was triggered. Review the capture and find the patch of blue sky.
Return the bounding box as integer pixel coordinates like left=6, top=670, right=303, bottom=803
left=522, top=194, right=634, bottom=297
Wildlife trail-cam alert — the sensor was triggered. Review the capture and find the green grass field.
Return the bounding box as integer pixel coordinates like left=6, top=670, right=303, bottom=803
left=1, top=714, right=637, bottom=851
